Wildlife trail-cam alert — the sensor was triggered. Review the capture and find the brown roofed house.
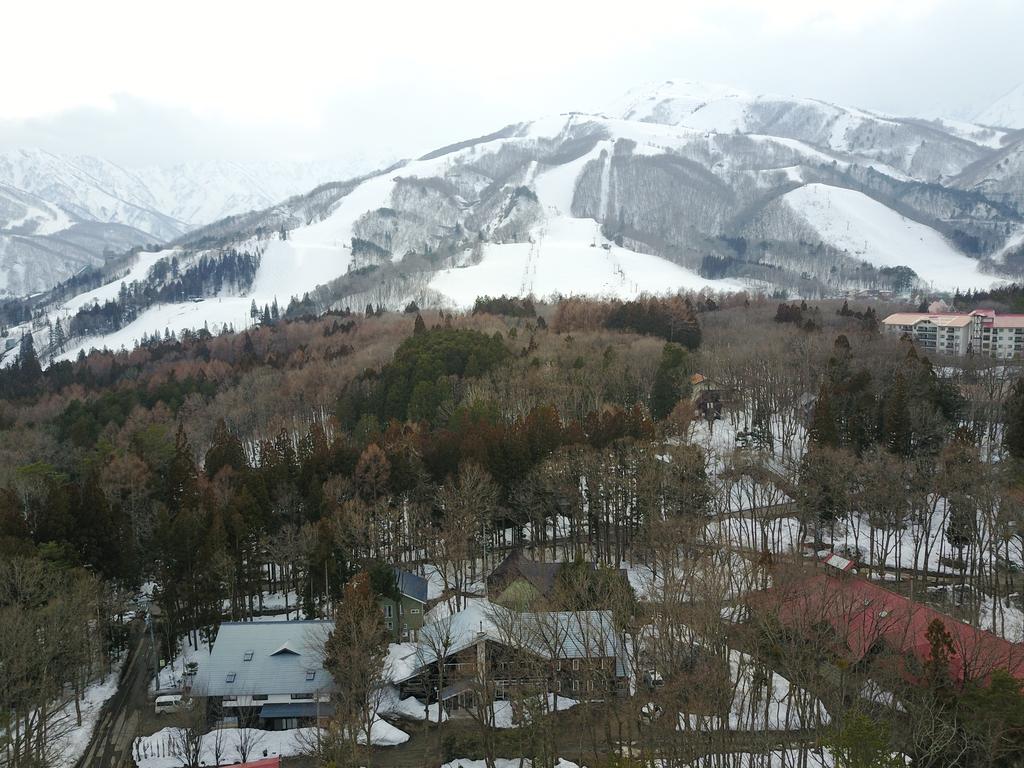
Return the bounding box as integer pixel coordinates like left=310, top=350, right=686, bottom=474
left=487, top=550, right=633, bottom=613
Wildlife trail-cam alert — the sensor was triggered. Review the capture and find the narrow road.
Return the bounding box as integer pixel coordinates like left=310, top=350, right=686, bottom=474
left=77, top=623, right=152, bottom=768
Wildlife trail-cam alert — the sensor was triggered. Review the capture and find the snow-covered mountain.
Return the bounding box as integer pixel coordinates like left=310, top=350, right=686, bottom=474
left=607, top=80, right=1010, bottom=181
left=8, top=81, right=1024, bottom=363
left=0, top=150, right=383, bottom=296
left=975, top=83, right=1024, bottom=129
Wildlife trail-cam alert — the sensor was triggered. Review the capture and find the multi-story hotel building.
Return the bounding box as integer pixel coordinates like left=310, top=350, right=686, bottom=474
left=881, top=309, right=1024, bottom=358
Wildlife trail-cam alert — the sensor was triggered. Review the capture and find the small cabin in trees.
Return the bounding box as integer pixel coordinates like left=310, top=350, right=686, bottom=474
left=487, top=550, right=633, bottom=612
left=377, top=567, right=428, bottom=642
left=689, top=373, right=722, bottom=421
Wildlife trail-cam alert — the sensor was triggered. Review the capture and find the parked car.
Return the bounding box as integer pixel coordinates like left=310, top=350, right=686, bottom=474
left=154, top=694, right=191, bottom=715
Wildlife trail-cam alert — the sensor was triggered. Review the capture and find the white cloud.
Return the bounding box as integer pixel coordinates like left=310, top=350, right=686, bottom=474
left=0, top=0, right=1020, bottom=165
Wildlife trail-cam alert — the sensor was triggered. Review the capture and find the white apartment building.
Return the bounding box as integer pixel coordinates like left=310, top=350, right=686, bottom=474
left=881, top=309, right=1024, bottom=359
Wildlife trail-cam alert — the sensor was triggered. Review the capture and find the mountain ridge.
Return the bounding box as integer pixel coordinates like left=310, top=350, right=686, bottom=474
left=0, top=149, right=386, bottom=296
left=6, top=81, right=1024, bottom=364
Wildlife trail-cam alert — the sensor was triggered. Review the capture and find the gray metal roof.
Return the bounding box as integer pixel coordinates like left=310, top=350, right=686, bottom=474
left=394, top=567, right=428, bottom=604
left=193, top=621, right=334, bottom=697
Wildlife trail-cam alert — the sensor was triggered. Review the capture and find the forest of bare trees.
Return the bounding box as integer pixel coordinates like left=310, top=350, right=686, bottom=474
left=2, top=294, right=1023, bottom=768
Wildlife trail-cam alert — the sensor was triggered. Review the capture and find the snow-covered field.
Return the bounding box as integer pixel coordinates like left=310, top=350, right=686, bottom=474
left=680, top=651, right=830, bottom=732
left=783, top=184, right=1000, bottom=292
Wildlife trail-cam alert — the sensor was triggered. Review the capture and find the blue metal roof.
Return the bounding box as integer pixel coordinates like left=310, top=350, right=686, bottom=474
left=193, top=621, right=334, bottom=698
left=394, top=567, right=428, bottom=604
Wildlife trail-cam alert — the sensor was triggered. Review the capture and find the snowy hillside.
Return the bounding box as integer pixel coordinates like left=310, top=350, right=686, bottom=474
left=0, top=150, right=182, bottom=239
left=610, top=80, right=1003, bottom=181
left=9, top=80, right=1024, bottom=363
left=779, top=184, right=999, bottom=292
left=0, top=150, right=384, bottom=296
left=975, top=83, right=1024, bottom=129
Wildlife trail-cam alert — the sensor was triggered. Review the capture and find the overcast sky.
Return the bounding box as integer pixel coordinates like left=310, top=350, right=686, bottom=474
left=1, top=0, right=1021, bottom=167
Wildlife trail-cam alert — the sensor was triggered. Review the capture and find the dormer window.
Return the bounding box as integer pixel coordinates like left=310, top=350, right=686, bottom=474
left=243, top=650, right=254, bottom=662
left=225, top=672, right=236, bottom=683
left=305, top=670, right=316, bottom=681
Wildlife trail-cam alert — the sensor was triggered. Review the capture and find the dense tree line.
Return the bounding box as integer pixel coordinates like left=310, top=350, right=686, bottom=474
left=554, top=294, right=703, bottom=347
left=337, top=327, right=510, bottom=425
left=472, top=295, right=537, bottom=318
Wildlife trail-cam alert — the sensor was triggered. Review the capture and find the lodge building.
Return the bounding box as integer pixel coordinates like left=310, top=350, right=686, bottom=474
left=881, top=309, right=1024, bottom=358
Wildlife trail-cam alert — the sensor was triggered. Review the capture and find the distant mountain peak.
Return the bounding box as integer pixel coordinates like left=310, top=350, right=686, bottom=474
left=606, top=80, right=749, bottom=121
left=975, top=83, right=1024, bottom=129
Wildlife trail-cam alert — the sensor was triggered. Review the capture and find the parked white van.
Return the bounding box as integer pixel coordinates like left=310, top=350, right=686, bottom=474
left=154, top=694, right=189, bottom=715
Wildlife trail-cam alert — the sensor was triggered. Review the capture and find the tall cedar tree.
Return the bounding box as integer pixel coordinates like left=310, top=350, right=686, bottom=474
left=1003, top=377, right=1024, bottom=459
left=651, top=343, right=690, bottom=420
left=882, top=371, right=912, bottom=456
left=808, top=384, right=840, bottom=447
left=205, top=419, right=248, bottom=478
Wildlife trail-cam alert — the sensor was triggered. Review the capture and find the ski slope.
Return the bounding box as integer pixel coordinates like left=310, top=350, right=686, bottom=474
left=783, top=184, right=1002, bottom=291
left=430, top=143, right=738, bottom=307
left=61, top=249, right=178, bottom=312
left=57, top=297, right=255, bottom=361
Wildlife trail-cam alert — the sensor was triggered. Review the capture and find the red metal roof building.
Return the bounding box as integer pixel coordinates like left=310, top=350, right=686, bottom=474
left=774, top=572, right=1024, bottom=685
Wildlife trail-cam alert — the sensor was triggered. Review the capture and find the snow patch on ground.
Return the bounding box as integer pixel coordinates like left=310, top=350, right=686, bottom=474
left=133, top=726, right=313, bottom=767
left=50, top=659, right=125, bottom=768
left=362, top=717, right=410, bottom=746
left=491, top=694, right=578, bottom=728
left=442, top=759, right=581, bottom=768
left=133, top=718, right=407, bottom=767
left=680, top=748, right=837, bottom=768
left=977, top=596, right=1024, bottom=643
left=152, top=635, right=212, bottom=693
left=680, top=651, right=830, bottom=732
left=377, top=684, right=448, bottom=722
